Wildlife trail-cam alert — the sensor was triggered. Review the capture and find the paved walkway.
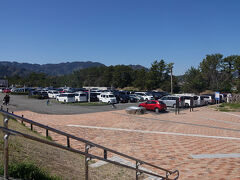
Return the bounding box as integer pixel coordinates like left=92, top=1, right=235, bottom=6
left=14, top=107, right=240, bottom=180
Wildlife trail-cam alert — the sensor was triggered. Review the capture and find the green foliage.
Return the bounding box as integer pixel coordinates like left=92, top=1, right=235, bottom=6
left=28, top=95, right=42, bottom=99
left=215, top=103, right=240, bottom=112
left=182, top=54, right=240, bottom=93
left=182, top=67, right=206, bottom=93
left=10, top=92, right=29, bottom=95
left=0, top=161, right=61, bottom=180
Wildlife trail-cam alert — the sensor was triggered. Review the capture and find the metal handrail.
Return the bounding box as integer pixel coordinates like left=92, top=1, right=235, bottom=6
left=0, top=107, right=179, bottom=180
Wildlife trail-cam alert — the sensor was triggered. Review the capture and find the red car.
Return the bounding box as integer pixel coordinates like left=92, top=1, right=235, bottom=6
left=3, top=89, right=11, bottom=93
left=139, top=100, right=167, bottom=113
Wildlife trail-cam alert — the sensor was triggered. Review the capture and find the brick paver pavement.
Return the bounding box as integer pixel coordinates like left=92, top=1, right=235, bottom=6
left=15, top=107, right=240, bottom=180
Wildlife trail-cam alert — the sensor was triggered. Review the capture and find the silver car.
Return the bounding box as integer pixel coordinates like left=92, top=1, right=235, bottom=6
left=160, top=96, right=185, bottom=108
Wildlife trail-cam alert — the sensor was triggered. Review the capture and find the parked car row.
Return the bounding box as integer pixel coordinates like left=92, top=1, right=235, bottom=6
left=159, top=93, right=221, bottom=108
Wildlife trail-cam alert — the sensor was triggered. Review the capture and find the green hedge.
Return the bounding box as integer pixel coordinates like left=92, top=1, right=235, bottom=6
left=0, top=161, right=61, bottom=180
left=10, top=92, right=29, bottom=95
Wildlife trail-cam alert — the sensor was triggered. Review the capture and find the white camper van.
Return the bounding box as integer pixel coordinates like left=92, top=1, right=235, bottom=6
left=56, top=93, right=75, bottom=103
left=99, top=92, right=117, bottom=104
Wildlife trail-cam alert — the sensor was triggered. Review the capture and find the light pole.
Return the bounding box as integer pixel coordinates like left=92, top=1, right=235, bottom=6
left=169, top=63, right=174, bottom=94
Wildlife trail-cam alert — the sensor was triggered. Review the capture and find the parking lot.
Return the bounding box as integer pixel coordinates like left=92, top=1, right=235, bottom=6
left=0, top=94, right=236, bottom=179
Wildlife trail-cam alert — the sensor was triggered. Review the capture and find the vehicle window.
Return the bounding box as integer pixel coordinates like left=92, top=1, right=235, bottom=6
left=158, top=101, right=164, bottom=104
left=80, top=94, right=86, bottom=97
left=146, top=101, right=152, bottom=104
left=109, top=95, right=114, bottom=97
left=193, top=96, right=198, bottom=100
left=67, top=94, right=75, bottom=98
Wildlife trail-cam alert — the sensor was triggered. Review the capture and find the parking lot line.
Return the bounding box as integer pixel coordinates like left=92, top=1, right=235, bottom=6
left=190, top=153, right=240, bottom=159
left=67, top=125, right=240, bottom=140
left=199, top=116, right=240, bottom=125
left=222, top=112, right=240, bottom=118
left=111, top=112, right=240, bottom=132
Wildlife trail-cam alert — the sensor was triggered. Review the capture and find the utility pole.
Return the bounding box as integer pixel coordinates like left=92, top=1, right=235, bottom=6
left=169, top=63, right=174, bottom=94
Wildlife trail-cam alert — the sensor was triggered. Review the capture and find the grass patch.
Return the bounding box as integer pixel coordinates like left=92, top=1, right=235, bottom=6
left=53, top=100, right=109, bottom=106
left=10, top=92, right=29, bottom=95
left=0, top=161, right=61, bottom=180
left=215, top=103, right=240, bottom=112
left=70, top=102, right=108, bottom=106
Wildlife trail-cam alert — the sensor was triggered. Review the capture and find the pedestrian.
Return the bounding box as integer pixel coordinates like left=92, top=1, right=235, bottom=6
left=3, top=94, right=10, bottom=105
left=46, top=99, right=50, bottom=106
left=175, top=98, right=180, bottom=115
left=190, top=97, right=194, bottom=112
left=111, top=102, right=116, bottom=109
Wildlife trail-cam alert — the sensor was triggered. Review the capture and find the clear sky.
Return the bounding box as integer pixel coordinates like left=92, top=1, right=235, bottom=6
left=0, top=0, right=240, bottom=75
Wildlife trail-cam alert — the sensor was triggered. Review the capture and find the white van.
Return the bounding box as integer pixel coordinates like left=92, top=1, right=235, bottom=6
left=75, top=92, right=87, bottom=102
left=183, top=96, right=198, bottom=107
left=134, top=92, right=154, bottom=101
left=56, top=93, right=75, bottom=103
left=99, top=92, right=117, bottom=104
left=48, top=90, right=60, bottom=99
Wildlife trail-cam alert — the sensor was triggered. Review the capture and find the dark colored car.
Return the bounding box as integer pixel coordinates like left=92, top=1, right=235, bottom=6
left=128, top=95, right=138, bottom=103
left=29, top=90, right=49, bottom=99
left=113, top=91, right=129, bottom=103
left=147, top=91, right=169, bottom=100
left=89, top=92, right=99, bottom=102
left=139, top=100, right=167, bottom=113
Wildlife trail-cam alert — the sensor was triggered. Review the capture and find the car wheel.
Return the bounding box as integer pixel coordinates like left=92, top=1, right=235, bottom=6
left=108, top=101, right=111, bottom=104
left=145, top=98, right=148, bottom=101
left=173, top=104, right=176, bottom=108
left=155, top=108, right=160, bottom=113
left=64, top=100, right=66, bottom=103
left=185, top=103, right=189, bottom=107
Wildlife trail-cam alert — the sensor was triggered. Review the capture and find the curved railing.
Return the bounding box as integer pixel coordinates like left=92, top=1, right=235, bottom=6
left=0, top=107, right=179, bottom=180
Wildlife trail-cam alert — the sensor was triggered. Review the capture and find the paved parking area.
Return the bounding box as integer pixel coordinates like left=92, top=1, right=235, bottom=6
left=13, top=106, right=240, bottom=180
left=0, top=94, right=140, bottom=114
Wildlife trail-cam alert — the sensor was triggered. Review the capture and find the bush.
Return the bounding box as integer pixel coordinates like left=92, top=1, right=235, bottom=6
left=28, top=95, right=42, bottom=99
left=0, top=161, right=61, bottom=180
left=10, top=92, right=28, bottom=95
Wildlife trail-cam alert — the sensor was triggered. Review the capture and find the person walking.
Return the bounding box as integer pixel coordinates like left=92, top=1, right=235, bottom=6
left=175, top=98, right=180, bottom=115
left=190, top=97, right=194, bottom=112
left=3, top=94, right=10, bottom=105
left=46, top=99, right=50, bottom=106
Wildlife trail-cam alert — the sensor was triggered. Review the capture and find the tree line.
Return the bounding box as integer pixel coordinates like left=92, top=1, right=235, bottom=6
left=6, top=53, right=240, bottom=93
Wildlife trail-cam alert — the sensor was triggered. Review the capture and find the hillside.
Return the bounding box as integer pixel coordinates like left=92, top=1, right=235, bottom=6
left=0, top=61, right=148, bottom=77
left=0, top=61, right=105, bottom=76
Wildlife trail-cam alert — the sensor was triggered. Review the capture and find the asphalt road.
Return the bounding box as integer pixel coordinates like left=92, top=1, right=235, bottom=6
left=0, top=94, right=142, bottom=115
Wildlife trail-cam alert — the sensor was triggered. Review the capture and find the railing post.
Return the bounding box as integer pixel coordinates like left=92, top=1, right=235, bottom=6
left=31, top=123, right=33, bottom=131
left=3, top=116, right=10, bottom=179
left=85, top=144, right=91, bottom=180
left=1, top=105, right=2, bottom=110
left=67, top=137, right=70, bottom=148
left=104, top=149, right=107, bottom=159
left=136, top=161, right=141, bottom=180
left=6, top=108, right=8, bottom=112
left=46, top=129, right=48, bottom=138
left=21, top=115, right=24, bottom=124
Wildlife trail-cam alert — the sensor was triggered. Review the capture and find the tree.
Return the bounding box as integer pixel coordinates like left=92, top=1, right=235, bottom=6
left=146, top=60, right=172, bottom=90
left=200, top=54, right=223, bottom=90
left=182, top=67, right=206, bottom=93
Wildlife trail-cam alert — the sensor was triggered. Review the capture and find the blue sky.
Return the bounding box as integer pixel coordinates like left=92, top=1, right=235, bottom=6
left=0, top=0, right=240, bottom=75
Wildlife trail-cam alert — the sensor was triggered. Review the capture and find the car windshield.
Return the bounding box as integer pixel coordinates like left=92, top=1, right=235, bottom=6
left=109, top=95, right=114, bottom=97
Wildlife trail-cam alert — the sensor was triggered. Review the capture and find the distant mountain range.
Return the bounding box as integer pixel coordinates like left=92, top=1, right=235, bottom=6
left=0, top=61, right=147, bottom=77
